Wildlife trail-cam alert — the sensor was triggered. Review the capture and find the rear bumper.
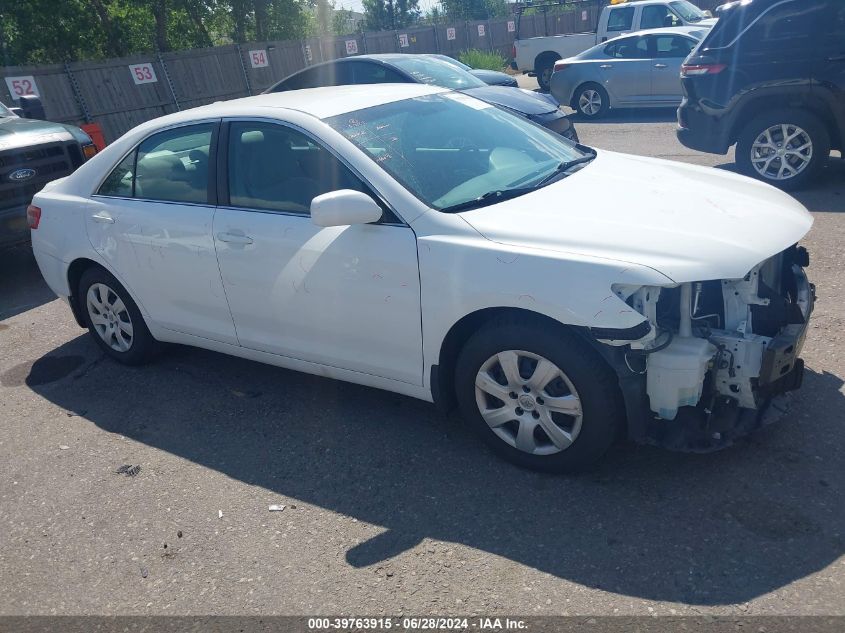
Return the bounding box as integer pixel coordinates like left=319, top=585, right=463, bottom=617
left=0, top=204, right=30, bottom=248
left=676, top=100, right=732, bottom=155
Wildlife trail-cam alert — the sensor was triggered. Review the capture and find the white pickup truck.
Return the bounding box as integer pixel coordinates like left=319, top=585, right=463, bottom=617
left=512, top=0, right=716, bottom=91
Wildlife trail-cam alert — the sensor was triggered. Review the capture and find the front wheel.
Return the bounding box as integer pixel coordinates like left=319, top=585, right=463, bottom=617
left=736, top=110, right=829, bottom=190
left=454, top=318, right=622, bottom=473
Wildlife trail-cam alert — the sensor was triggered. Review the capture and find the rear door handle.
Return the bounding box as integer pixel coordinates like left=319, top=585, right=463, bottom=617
left=216, top=232, right=254, bottom=245
left=599, top=64, right=613, bottom=69
left=654, top=63, right=668, bottom=69
left=91, top=212, right=114, bottom=224
left=828, top=54, right=845, bottom=62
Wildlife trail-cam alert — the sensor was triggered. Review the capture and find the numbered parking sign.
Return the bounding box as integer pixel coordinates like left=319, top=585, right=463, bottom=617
left=446, top=27, right=456, bottom=41
left=345, top=39, right=359, bottom=55
left=128, top=63, right=157, bottom=85
left=507, top=20, right=515, bottom=32
left=477, top=24, right=486, bottom=37
left=5, top=75, right=40, bottom=99
left=304, top=44, right=313, bottom=62
left=398, top=33, right=409, bottom=48
left=249, top=50, right=269, bottom=68
left=582, top=9, right=588, bottom=20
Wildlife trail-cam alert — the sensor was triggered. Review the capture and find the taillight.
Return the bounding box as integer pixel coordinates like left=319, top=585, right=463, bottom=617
left=27, top=205, right=41, bottom=229
left=681, top=63, right=726, bottom=76
left=82, top=143, right=98, bottom=160
left=553, top=61, right=570, bottom=72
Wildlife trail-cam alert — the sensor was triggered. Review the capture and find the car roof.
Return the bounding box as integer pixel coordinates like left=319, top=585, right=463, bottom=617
left=131, top=84, right=447, bottom=132
left=608, top=25, right=708, bottom=40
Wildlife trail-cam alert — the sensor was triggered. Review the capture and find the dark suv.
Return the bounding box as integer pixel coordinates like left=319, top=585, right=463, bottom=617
left=677, top=0, right=844, bottom=189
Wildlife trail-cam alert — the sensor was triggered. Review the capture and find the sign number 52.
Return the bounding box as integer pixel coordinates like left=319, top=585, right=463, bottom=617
left=5, top=75, right=40, bottom=98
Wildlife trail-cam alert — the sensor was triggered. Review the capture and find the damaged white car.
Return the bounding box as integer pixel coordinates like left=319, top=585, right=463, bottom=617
left=30, top=84, right=814, bottom=472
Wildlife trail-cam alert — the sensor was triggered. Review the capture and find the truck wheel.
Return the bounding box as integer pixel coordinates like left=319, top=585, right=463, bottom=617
left=535, top=55, right=559, bottom=92
left=574, top=83, right=609, bottom=119
left=454, top=317, right=621, bottom=473
left=736, top=110, right=829, bottom=191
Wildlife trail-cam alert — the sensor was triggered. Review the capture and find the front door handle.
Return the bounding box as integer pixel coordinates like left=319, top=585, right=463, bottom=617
left=828, top=54, right=845, bottom=62
left=654, top=63, right=668, bottom=69
left=91, top=212, right=114, bottom=224
left=599, top=64, right=613, bottom=69
left=216, top=232, right=254, bottom=245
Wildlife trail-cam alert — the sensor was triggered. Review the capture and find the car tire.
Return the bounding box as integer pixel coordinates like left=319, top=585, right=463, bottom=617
left=454, top=316, right=622, bottom=473
left=736, top=109, right=830, bottom=191
left=78, top=266, right=158, bottom=365
left=573, top=83, right=609, bottom=119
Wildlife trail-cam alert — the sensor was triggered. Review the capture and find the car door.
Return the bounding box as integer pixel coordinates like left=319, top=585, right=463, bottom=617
left=212, top=119, right=423, bottom=385
left=816, top=2, right=845, bottom=131
left=599, top=36, right=653, bottom=104
left=649, top=34, right=698, bottom=104
left=87, top=121, right=238, bottom=345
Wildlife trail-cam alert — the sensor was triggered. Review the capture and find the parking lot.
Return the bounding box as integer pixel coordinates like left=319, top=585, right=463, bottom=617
left=1, top=88, right=844, bottom=616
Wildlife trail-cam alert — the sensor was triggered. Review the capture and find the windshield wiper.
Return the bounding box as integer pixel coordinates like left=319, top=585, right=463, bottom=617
left=438, top=187, right=537, bottom=213
left=533, top=152, right=597, bottom=188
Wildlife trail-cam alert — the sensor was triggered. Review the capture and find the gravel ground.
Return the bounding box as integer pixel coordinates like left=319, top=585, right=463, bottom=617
left=1, top=86, right=843, bottom=616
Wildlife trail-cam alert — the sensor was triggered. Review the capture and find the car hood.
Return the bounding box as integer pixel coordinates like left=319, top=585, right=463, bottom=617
left=469, top=69, right=518, bottom=86
left=462, top=85, right=558, bottom=115
left=457, top=151, right=813, bottom=283
left=0, top=116, right=81, bottom=151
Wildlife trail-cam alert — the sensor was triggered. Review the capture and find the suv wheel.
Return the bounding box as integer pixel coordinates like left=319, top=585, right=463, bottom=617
left=736, top=110, right=830, bottom=190
left=454, top=318, right=621, bottom=473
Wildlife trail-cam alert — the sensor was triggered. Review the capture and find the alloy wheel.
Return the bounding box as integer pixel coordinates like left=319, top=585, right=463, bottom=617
left=86, top=282, right=134, bottom=352
left=750, top=123, right=813, bottom=181
left=474, top=350, right=583, bottom=455
left=578, top=89, right=602, bottom=116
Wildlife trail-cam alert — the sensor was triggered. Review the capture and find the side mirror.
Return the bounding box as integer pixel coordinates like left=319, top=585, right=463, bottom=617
left=310, top=190, right=383, bottom=228
left=18, top=95, right=46, bottom=120
left=704, top=10, right=713, bottom=18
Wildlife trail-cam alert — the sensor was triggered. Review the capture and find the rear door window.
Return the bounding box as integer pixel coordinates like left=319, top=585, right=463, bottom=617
left=134, top=124, right=214, bottom=204
left=652, top=35, right=697, bottom=59
left=349, top=62, right=408, bottom=84
left=605, top=36, right=649, bottom=59
left=741, top=0, right=826, bottom=54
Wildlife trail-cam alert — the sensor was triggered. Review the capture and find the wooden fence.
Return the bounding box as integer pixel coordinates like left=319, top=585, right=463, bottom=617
left=0, top=0, right=721, bottom=143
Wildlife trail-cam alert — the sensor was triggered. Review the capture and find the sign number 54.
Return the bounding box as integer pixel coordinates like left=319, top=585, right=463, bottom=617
left=249, top=50, right=269, bottom=68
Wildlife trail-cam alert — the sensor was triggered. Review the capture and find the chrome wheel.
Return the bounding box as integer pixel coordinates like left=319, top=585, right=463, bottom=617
left=86, top=282, right=133, bottom=352
left=578, top=89, right=602, bottom=116
left=750, top=123, right=813, bottom=181
left=474, top=350, right=583, bottom=456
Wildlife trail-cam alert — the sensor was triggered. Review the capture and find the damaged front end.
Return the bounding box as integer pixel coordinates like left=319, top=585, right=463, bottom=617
left=600, top=245, right=814, bottom=452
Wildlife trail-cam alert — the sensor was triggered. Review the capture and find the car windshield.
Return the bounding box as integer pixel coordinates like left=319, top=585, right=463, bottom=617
left=670, top=0, right=707, bottom=22
left=0, top=103, right=14, bottom=118
left=326, top=93, right=591, bottom=212
left=387, top=56, right=487, bottom=90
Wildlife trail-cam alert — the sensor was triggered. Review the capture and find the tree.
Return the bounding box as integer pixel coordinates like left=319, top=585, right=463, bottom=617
left=440, top=0, right=509, bottom=21
left=362, top=0, right=419, bottom=31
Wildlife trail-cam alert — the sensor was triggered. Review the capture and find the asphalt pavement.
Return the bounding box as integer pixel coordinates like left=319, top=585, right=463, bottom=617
left=1, top=86, right=843, bottom=616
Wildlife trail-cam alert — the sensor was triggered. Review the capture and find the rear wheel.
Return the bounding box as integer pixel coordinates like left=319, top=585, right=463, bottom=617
left=79, top=267, right=157, bottom=365
left=574, top=83, right=609, bottom=119
left=535, top=55, right=559, bottom=92
left=736, top=110, right=829, bottom=190
left=454, top=318, right=621, bottom=473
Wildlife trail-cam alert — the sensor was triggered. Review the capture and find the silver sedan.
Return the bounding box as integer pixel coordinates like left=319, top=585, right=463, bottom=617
left=550, top=27, right=706, bottom=119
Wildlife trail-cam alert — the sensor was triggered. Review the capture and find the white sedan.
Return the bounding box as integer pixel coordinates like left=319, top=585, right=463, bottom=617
left=30, top=84, right=814, bottom=472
